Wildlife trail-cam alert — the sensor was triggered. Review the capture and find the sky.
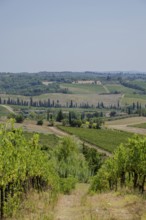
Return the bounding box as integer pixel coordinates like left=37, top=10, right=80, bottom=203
left=0, top=0, right=146, bottom=72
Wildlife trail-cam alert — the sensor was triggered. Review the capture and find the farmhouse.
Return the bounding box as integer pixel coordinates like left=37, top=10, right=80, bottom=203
left=72, top=80, right=101, bottom=85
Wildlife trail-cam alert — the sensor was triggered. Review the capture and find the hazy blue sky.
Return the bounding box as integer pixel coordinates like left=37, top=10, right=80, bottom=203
left=0, top=0, right=146, bottom=72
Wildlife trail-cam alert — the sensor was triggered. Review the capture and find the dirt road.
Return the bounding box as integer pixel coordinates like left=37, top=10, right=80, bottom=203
left=54, top=183, right=146, bottom=220
left=54, top=184, right=89, bottom=220
left=106, top=117, right=146, bottom=135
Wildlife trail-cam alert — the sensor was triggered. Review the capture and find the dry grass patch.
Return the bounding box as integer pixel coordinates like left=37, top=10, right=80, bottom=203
left=106, top=117, right=146, bottom=126
left=6, top=184, right=146, bottom=220
left=86, top=192, right=146, bottom=220
left=6, top=190, right=55, bottom=220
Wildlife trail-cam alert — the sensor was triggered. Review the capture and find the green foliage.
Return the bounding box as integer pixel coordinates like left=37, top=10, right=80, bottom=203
left=90, top=135, right=146, bottom=193
left=48, top=119, right=54, bottom=126
left=0, top=120, right=59, bottom=218
left=70, top=119, right=82, bottom=127
left=15, top=114, right=24, bottom=123
left=82, top=145, right=105, bottom=176
left=54, top=137, right=89, bottom=182
left=62, top=118, right=69, bottom=126
left=56, top=110, right=64, bottom=122
left=23, top=132, right=59, bottom=150
left=60, top=83, right=106, bottom=94
left=0, top=73, right=66, bottom=96
left=8, top=113, right=24, bottom=123
left=95, top=118, right=104, bottom=129
left=0, top=106, right=10, bottom=117
left=60, top=177, right=77, bottom=194
left=37, top=119, right=43, bottom=125
left=7, top=113, right=16, bottom=119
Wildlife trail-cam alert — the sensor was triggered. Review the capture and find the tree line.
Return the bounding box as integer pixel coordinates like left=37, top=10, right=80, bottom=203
left=0, top=96, right=121, bottom=109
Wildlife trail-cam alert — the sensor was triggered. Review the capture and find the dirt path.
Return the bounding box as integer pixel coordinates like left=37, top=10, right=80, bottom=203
left=54, top=183, right=146, bottom=220
left=107, top=124, right=146, bottom=135
left=54, top=183, right=89, bottom=220
left=48, top=126, right=69, bottom=137
left=80, top=141, right=111, bottom=156
left=102, top=84, right=109, bottom=93
left=106, top=116, right=146, bottom=135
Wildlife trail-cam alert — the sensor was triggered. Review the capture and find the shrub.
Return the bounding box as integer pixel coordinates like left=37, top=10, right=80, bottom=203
left=15, top=114, right=24, bottom=123
left=37, top=119, right=43, bottom=125
left=60, top=177, right=77, bottom=194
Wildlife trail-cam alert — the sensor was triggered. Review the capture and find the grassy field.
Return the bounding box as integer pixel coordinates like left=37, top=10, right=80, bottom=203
left=0, top=92, right=122, bottom=107
left=24, top=131, right=59, bottom=149
left=128, top=123, right=146, bottom=129
left=0, top=105, right=10, bottom=117
left=8, top=183, right=146, bottom=220
left=58, top=126, right=133, bottom=152
left=130, top=80, right=146, bottom=90
left=60, top=83, right=106, bottom=94
left=106, top=83, right=139, bottom=94
left=122, top=96, right=146, bottom=106
left=125, top=93, right=146, bottom=100
left=1, top=81, right=146, bottom=109
left=39, top=93, right=122, bottom=107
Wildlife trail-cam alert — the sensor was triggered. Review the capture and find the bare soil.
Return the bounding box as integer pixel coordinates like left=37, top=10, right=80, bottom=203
left=106, top=117, right=146, bottom=135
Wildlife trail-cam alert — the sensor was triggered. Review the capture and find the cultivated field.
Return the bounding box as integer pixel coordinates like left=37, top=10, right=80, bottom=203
left=60, top=83, right=106, bottom=94
left=106, top=83, right=139, bottom=94
left=130, top=79, right=146, bottom=90
left=39, top=93, right=122, bottom=106
left=58, top=126, right=133, bottom=152
left=106, top=117, right=146, bottom=135
left=0, top=105, right=10, bottom=117
left=0, top=92, right=122, bottom=107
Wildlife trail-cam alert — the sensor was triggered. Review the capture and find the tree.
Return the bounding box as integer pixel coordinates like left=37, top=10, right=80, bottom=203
left=95, top=118, right=104, bottom=129
left=15, top=114, right=24, bottom=123
left=37, top=119, right=43, bottom=125
left=56, top=110, right=64, bottom=122
left=54, top=136, right=89, bottom=182
left=110, top=111, right=116, bottom=117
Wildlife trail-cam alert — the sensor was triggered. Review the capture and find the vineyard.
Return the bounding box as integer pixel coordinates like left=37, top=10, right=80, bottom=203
left=91, top=135, right=146, bottom=194
left=0, top=120, right=96, bottom=219
left=58, top=126, right=134, bottom=152
left=0, top=120, right=60, bottom=218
